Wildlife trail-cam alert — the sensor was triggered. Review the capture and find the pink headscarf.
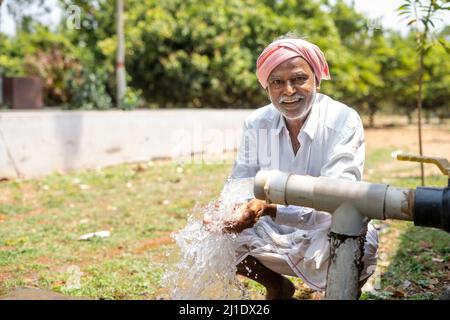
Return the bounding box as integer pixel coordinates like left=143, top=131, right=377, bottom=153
left=256, top=38, right=331, bottom=89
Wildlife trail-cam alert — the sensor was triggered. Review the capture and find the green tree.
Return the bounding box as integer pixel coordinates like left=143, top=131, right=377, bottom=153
left=397, top=0, right=450, bottom=185
left=423, top=43, right=450, bottom=123
left=387, top=32, right=418, bottom=124
left=122, top=0, right=341, bottom=108
left=324, top=0, right=390, bottom=127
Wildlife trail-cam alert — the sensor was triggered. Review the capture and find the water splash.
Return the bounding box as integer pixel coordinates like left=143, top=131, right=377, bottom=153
left=161, top=177, right=254, bottom=300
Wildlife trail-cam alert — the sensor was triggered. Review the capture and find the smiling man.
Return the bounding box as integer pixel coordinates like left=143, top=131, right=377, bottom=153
left=226, top=34, right=379, bottom=299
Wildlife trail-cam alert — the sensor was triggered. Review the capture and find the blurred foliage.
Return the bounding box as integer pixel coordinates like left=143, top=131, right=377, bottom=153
left=0, top=0, right=448, bottom=118
left=24, top=44, right=81, bottom=105
left=64, top=68, right=112, bottom=109
left=0, top=24, right=112, bottom=108
left=423, top=39, right=450, bottom=121
left=122, top=87, right=143, bottom=110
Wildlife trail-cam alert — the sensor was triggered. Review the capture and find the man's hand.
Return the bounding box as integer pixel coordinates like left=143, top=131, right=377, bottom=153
left=222, top=199, right=277, bottom=233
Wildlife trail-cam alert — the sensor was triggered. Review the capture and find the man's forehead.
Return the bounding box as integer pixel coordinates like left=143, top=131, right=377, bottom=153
left=268, top=56, right=314, bottom=78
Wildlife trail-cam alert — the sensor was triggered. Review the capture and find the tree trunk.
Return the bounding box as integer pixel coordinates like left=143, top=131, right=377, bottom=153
left=407, top=111, right=413, bottom=125
left=417, top=52, right=425, bottom=186
left=425, top=110, right=430, bottom=124
left=116, top=0, right=126, bottom=108
left=369, top=103, right=378, bottom=128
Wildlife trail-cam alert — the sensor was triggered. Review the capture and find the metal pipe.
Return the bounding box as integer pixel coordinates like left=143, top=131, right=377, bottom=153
left=254, top=170, right=414, bottom=221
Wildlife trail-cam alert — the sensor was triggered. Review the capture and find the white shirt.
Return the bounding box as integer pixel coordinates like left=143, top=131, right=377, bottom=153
left=230, top=93, right=377, bottom=290
left=231, top=92, right=365, bottom=226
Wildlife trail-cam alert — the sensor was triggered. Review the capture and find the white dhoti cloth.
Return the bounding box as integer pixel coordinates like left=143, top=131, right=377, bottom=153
left=234, top=212, right=378, bottom=291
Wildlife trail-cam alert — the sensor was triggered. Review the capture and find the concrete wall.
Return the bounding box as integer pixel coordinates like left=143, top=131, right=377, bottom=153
left=0, top=109, right=252, bottom=179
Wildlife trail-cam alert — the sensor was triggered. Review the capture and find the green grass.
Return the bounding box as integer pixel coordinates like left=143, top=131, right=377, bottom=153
left=361, top=220, right=450, bottom=300
left=387, top=224, right=449, bottom=297
left=364, top=147, right=397, bottom=181
left=0, top=161, right=231, bottom=299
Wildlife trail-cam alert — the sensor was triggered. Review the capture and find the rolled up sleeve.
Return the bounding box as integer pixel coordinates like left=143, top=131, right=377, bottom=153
left=274, top=205, right=314, bottom=226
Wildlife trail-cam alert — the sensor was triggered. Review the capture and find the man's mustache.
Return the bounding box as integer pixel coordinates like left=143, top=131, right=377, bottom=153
left=278, top=93, right=306, bottom=104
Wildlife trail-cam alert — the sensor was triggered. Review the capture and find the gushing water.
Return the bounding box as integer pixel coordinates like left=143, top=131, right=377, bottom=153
left=160, top=177, right=254, bottom=300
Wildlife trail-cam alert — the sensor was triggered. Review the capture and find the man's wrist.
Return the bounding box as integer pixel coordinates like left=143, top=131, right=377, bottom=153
left=264, top=204, right=277, bottom=219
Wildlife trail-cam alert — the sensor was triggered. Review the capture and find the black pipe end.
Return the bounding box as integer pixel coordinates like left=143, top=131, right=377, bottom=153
left=414, top=187, right=450, bottom=233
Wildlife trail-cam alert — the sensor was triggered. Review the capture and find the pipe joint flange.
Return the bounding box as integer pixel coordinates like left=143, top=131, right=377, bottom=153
left=264, top=170, right=290, bottom=205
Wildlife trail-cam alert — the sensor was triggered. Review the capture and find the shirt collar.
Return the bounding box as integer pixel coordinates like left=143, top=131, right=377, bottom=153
left=274, top=95, right=319, bottom=140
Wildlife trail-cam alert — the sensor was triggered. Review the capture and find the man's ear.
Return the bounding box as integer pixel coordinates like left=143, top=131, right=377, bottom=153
left=313, top=76, right=320, bottom=92
left=265, top=87, right=271, bottom=100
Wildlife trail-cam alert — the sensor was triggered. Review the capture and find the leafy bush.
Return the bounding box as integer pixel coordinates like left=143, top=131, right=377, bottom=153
left=122, top=87, right=143, bottom=110
left=64, top=68, right=112, bottom=110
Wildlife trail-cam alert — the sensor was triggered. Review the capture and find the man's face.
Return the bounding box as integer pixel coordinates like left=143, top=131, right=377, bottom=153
left=266, top=56, right=319, bottom=120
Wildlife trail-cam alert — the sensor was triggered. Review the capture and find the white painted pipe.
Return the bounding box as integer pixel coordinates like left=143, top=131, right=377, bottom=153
left=254, top=169, right=415, bottom=300
left=254, top=170, right=414, bottom=222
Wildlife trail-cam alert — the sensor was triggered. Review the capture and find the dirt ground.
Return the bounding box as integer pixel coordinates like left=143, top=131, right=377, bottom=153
left=363, top=117, right=450, bottom=178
